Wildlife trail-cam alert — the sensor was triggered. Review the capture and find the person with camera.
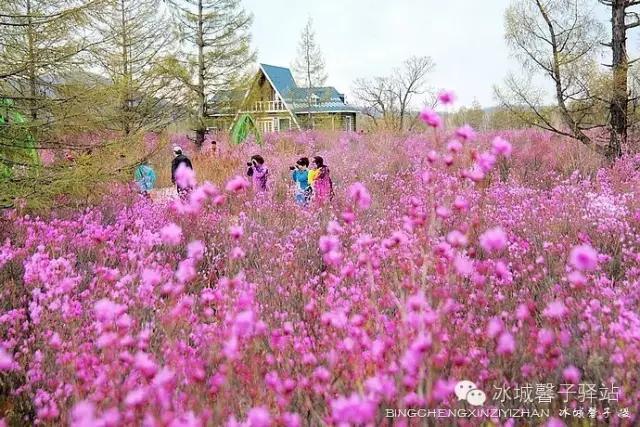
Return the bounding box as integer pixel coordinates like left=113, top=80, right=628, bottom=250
left=246, top=154, right=269, bottom=191
left=290, top=157, right=312, bottom=206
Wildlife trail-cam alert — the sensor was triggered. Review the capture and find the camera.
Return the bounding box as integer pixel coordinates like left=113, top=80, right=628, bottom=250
left=289, top=166, right=296, bottom=171
left=247, top=162, right=253, bottom=167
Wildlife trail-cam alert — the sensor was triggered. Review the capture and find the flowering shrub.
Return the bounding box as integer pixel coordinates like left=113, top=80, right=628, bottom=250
left=1, top=109, right=640, bottom=426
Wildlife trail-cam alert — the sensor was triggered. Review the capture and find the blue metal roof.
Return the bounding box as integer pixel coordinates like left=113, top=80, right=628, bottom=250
left=260, top=64, right=297, bottom=98
left=259, top=63, right=360, bottom=114
left=287, top=87, right=342, bottom=102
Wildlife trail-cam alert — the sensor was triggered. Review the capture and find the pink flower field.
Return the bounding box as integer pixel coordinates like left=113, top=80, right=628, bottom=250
left=1, top=125, right=640, bottom=426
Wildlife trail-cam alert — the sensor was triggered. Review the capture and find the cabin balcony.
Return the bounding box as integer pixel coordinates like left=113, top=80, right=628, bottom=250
left=248, top=100, right=286, bottom=112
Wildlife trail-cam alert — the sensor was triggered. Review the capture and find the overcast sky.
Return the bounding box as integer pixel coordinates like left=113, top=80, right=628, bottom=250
left=242, top=0, right=516, bottom=108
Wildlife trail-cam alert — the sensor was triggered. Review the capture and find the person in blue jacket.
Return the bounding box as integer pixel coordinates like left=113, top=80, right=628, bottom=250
left=290, top=157, right=312, bottom=206
left=134, top=159, right=157, bottom=197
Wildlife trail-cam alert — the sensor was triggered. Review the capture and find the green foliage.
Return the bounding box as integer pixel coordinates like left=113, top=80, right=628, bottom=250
left=450, top=99, right=486, bottom=130
left=165, top=0, right=255, bottom=143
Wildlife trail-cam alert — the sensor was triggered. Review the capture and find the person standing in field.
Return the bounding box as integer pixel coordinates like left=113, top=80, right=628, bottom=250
left=309, top=156, right=333, bottom=204
left=171, top=146, right=193, bottom=198
left=134, top=159, right=157, bottom=198
left=246, top=155, right=269, bottom=191
left=290, top=157, right=312, bottom=206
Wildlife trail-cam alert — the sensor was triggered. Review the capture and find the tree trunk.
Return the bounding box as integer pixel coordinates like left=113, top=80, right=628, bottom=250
left=26, top=0, right=38, bottom=121
left=608, top=0, right=627, bottom=159
left=306, top=35, right=312, bottom=130
left=535, top=0, right=606, bottom=155
left=120, top=0, right=131, bottom=135
left=195, top=0, right=206, bottom=147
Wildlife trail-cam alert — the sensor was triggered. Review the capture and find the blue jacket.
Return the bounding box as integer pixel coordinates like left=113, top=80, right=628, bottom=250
left=134, top=164, right=157, bottom=192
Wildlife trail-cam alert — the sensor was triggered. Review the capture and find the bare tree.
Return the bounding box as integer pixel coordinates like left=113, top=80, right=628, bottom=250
left=352, top=76, right=396, bottom=130
left=166, top=0, right=255, bottom=146
left=353, top=56, right=434, bottom=132
left=292, top=17, right=328, bottom=128
left=390, top=56, right=435, bottom=131
left=496, top=0, right=608, bottom=155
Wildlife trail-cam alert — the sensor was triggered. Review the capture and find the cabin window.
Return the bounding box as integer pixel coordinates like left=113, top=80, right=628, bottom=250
left=279, top=118, right=291, bottom=131
left=258, top=119, right=274, bottom=133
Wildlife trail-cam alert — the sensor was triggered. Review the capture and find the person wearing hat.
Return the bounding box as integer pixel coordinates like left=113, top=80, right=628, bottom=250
left=171, top=146, right=193, bottom=197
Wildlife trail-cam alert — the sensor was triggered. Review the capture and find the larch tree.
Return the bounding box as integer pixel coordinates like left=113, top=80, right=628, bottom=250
left=166, top=0, right=254, bottom=146
left=0, top=0, right=152, bottom=210
left=598, top=0, right=640, bottom=157
left=91, top=0, right=182, bottom=135
left=292, top=18, right=328, bottom=129
left=0, top=0, right=105, bottom=122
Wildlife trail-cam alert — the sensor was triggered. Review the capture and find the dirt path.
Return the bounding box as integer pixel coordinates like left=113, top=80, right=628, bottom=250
left=150, top=187, right=177, bottom=203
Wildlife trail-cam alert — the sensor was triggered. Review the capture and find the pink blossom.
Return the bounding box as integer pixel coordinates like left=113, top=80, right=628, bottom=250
left=326, top=220, right=343, bottom=235
left=187, top=240, right=205, bottom=260
left=281, top=413, right=301, bottom=427
left=455, top=124, right=476, bottom=141
left=160, top=223, right=183, bottom=246
left=447, top=140, right=463, bottom=153
left=330, top=393, right=376, bottom=425
left=175, top=163, right=197, bottom=189
left=230, top=246, right=245, bottom=259
left=229, top=225, right=243, bottom=239
left=537, top=329, right=555, bottom=347
left=516, top=304, right=530, bottom=321
left=438, top=90, right=456, bottom=105
left=491, top=136, right=512, bottom=157
left=496, top=332, right=516, bottom=356
left=141, top=268, right=162, bottom=287
left=447, top=230, right=468, bottom=247
left=419, top=108, right=442, bottom=128
left=319, top=235, right=339, bottom=253
left=479, top=227, right=507, bottom=253
left=124, top=387, right=147, bottom=407
left=49, top=333, right=62, bottom=349
left=453, top=196, right=468, bottom=210
left=454, top=254, right=473, bottom=277
left=70, top=400, right=95, bottom=427
left=544, top=417, right=566, bottom=427
left=247, top=407, right=271, bottom=427
left=567, top=270, right=586, bottom=287
left=176, top=259, right=196, bottom=283
left=487, top=317, right=504, bottom=339
left=233, top=310, right=255, bottom=337
left=0, top=348, right=14, bottom=371
left=94, top=299, right=125, bottom=323
left=569, top=244, right=598, bottom=271
left=225, top=175, right=250, bottom=192
left=562, top=365, right=581, bottom=383
left=348, top=182, right=372, bottom=210
left=543, top=300, right=568, bottom=319
left=134, top=352, right=158, bottom=378
left=476, top=152, right=496, bottom=173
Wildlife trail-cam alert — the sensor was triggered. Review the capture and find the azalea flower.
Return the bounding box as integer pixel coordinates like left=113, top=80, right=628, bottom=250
left=479, top=227, right=507, bottom=253
left=569, top=244, right=598, bottom=271
left=419, top=108, right=442, bottom=127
